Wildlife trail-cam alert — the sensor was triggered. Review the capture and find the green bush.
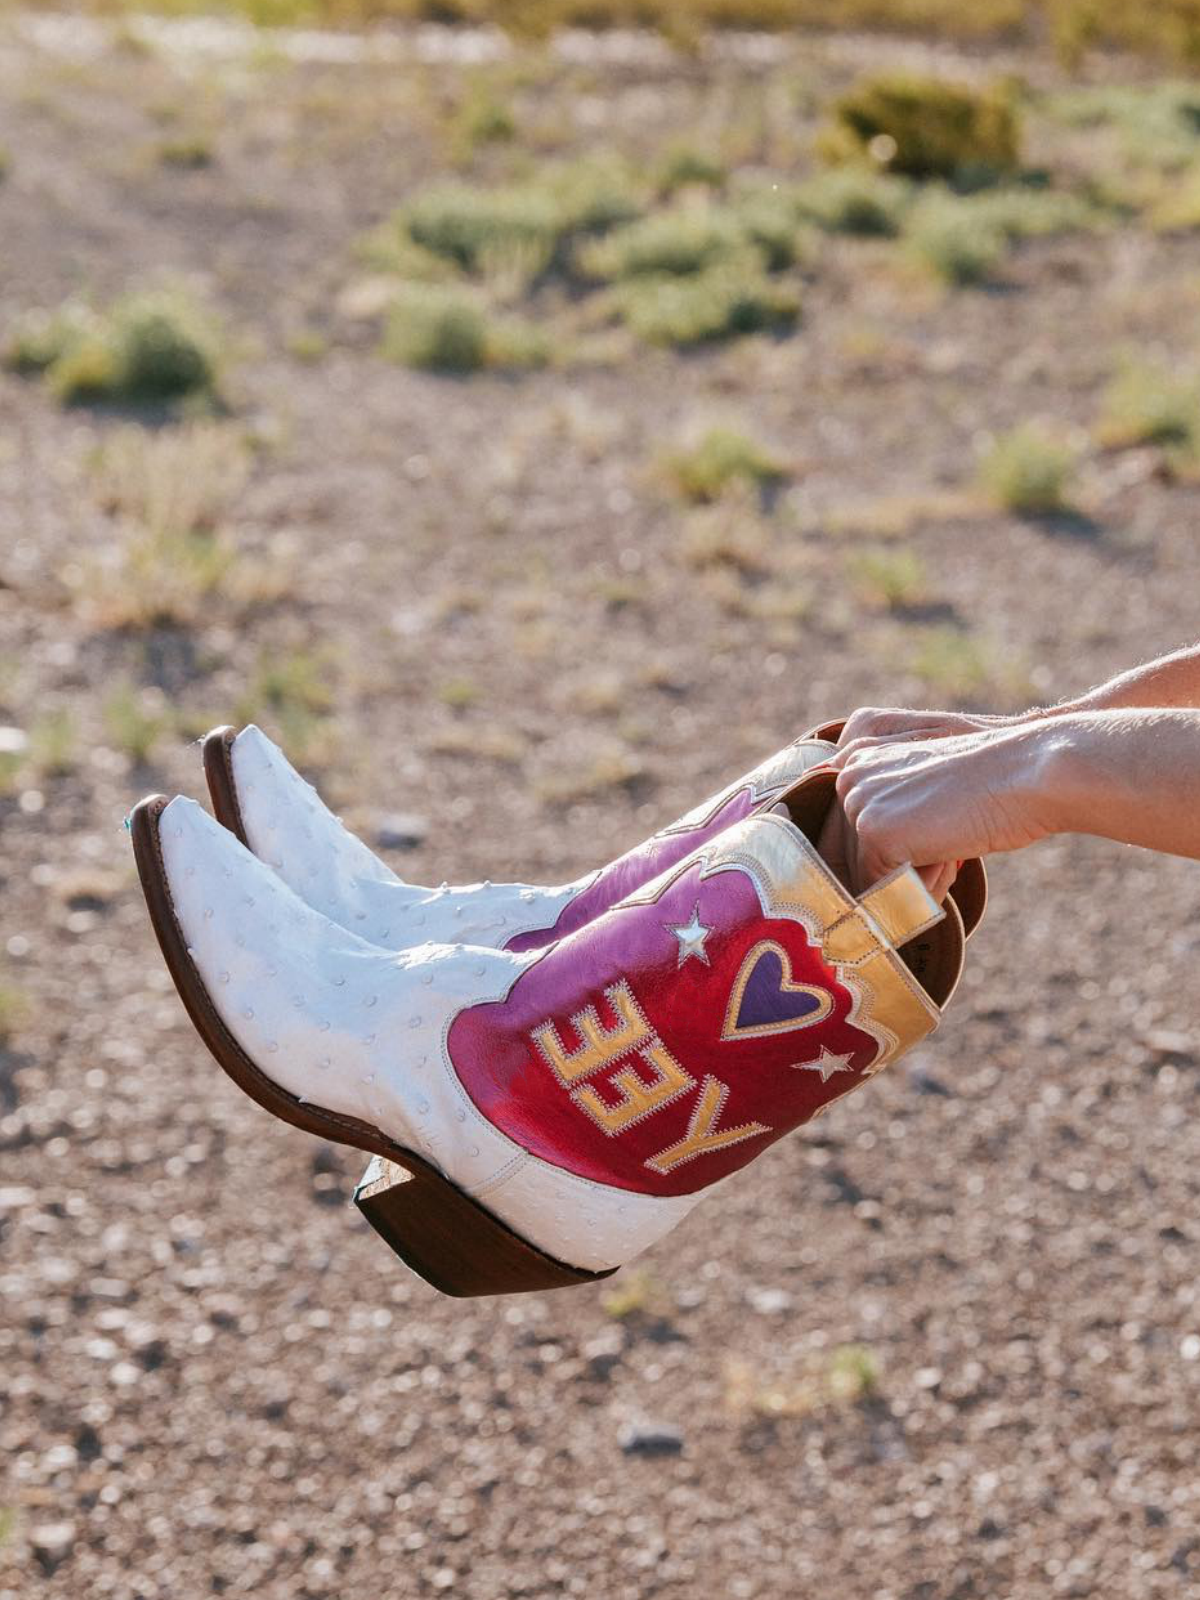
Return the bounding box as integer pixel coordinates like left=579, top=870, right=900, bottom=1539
left=665, top=426, right=788, bottom=502
left=787, top=168, right=912, bottom=236
left=657, top=143, right=726, bottom=193
left=905, top=199, right=1008, bottom=284
left=613, top=264, right=799, bottom=347
left=979, top=423, right=1076, bottom=513
left=581, top=197, right=805, bottom=281
left=580, top=208, right=745, bottom=280
left=952, top=185, right=1101, bottom=239
left=819, top=72, right=1021, bottom=182
left=381, top=284, right=548, bottom=372
left=5, top=290, right=220, bottom=405
left=403, top=183, right=563, bottom=275
left=731, top=195, right=809, bottom=269
left=396, top=162, right=641, bottom=286
left=1097, top=360, right=1200, bottom=449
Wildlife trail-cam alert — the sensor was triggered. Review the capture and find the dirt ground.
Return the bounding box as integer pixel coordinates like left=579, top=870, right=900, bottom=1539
left=1, top=15, right=1200, bottom=1600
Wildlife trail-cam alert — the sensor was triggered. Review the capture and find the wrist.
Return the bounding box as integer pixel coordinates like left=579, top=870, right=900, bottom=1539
left=1015, top=715, right=1099, bottom=838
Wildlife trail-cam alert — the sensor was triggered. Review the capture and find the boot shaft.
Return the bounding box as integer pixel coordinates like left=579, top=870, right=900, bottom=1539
left=449, top=776, right=957, bottom=1201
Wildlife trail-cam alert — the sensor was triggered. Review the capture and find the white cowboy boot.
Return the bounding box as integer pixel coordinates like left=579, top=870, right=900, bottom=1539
left=200, top=724, right=842, bottom=953
left=131, top=767, right=978, bottom=1298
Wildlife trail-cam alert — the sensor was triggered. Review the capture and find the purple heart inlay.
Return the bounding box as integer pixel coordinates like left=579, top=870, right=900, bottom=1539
left=724, top=941, right=833, bottom=1039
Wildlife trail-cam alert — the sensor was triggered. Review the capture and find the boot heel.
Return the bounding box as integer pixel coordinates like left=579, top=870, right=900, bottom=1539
left=354, top=1157, right=614, bottom=1297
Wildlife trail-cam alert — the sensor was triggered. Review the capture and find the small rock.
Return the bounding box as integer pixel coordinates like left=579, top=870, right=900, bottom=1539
left=1145, top=1030, right=1194, bottom=1059
left=618, top=1420, right=684, bottom=1457
left=746, top=1286, right=792, bottom=1316
left=31, top=1521, right=75, bottom=1574
left=0, top=726, right=27, bottom=756
left=905, top=1057, right=952, bottom=1096
left=375, top=813, right=429, bottom=852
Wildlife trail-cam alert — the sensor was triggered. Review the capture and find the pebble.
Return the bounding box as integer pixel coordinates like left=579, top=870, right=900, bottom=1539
left=31, top=1521, right=75, bottom=1574
left=375, top=812, right=430, bottom=851
left=618, top=1420, right=684, bottom=1457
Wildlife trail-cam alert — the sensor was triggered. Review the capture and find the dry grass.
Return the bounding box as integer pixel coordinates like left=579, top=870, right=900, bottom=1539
left=72, top=424, right=258, bottom=630
left=724, top=1343, right=881, bottom=1419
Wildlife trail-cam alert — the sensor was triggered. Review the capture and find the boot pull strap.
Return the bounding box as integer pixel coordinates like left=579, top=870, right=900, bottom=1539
left=792, top=715, right=988, bottom=940
left=821, top=867, right=943, bottom=966
left=778, top=769, right=943, bottom=957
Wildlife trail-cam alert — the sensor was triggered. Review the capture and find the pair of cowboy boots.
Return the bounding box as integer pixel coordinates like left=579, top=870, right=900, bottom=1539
left=131, top=720, right=985, bottom=1298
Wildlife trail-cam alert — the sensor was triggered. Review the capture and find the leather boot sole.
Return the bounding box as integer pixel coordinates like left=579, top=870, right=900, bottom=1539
left=129, top=793, right=613, bottom=1298
left=202, top=726, right=249, bottom=847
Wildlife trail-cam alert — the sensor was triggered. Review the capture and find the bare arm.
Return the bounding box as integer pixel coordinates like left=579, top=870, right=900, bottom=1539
left=832, top=641, right=1200, bottom=748
left=1048, top=644, right=1200, bottom=715
left=826, top=709, right=1200, bottom=889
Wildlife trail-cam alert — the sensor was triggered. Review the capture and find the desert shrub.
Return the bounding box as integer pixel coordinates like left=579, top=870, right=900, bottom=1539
left=846, top=547, right=928, bottom=609
left=1096, top=359, right=1200, bottom=448
left=381, top=283, right=548, bottom=372
left=6, top=303, right=98, bottom=377
left=5, top=290, right=220, bottom=406
left=730, top=195, right=809, bottom=269
left=819, top=72, right=1021, bottom=183
left=657, top=143, right=726, bottom=193
left=979, top=423, right=1076, bottom=513
left=1047, top=82, right=1200, bottom=171
left=539, top=157, right=644, bottom=234
left=1149, top=165, right=1200, bottom=231
left=679, top=487, right=772, bottom=574
left=156, top=135, right=215, bottom=169
left=104, top=683, right=170, bottom=764
left=579, top=208, right=745, bottom=280
left=613, top=263, right=799, bottom=346
left=396, top=162, right=640, bottom=288
left=665, top=426, right=788, bottom=503
left=76, top=423, right=252, bottom=629
left=786, top=168, right=912, bottom=235
left=905, top=198, right=1008, bottom=283
left=908, top=626, right=993, bottom=698
left=953, top=185, right=1102, bottom=239
left=403, top=184, right=563, bottom=277
left=581, top=195, right=806, bottom=281
left=453, top=94, right=517, bottom=151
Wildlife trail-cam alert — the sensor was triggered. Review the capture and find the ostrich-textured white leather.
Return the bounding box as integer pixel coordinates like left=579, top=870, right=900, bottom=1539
left=229, top=726, right=586, bottom=950
left=227, top=726, right=835, bottom=955
left=159, top=797, right=699, bottom=1271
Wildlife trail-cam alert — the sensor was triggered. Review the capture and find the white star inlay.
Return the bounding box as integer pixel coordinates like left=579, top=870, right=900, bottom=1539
left=666, top=904, right=712, bottom=967
left=792, top=1047, right=856, bottom=1083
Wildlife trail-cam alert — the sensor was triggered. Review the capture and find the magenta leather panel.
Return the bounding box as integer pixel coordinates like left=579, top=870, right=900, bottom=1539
left=505, top=786, right=759, bottom=953
left=449, top=857, right=880, bottom=1197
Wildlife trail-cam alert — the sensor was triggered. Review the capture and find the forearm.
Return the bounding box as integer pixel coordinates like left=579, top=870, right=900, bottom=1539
left=1036, top=709, right=1200, bottom=860
left=1035, top=643, right=1200, bottom=718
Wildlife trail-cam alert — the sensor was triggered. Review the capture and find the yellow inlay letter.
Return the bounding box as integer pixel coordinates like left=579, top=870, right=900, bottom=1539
left=573, top=1040, right=694, bottom=1136
left=646, top=1076, right=769, bottom=1174
left=531, top=981, right=653, bottom=1087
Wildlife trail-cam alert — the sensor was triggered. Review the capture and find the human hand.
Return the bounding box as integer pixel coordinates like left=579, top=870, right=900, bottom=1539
left=822, top=723, right=1054, bottom=890
left=833, top=704, right=1025, bottom=749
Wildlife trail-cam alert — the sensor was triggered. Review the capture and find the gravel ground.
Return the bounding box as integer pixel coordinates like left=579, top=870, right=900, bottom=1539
left=1, top=17, right=1199, bottom=1599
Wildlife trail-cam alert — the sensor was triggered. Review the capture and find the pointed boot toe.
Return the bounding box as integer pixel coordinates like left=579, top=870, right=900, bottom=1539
left=204, top=724, right=580, bottom=949
left=130, top=793, right=617, bottom=1296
